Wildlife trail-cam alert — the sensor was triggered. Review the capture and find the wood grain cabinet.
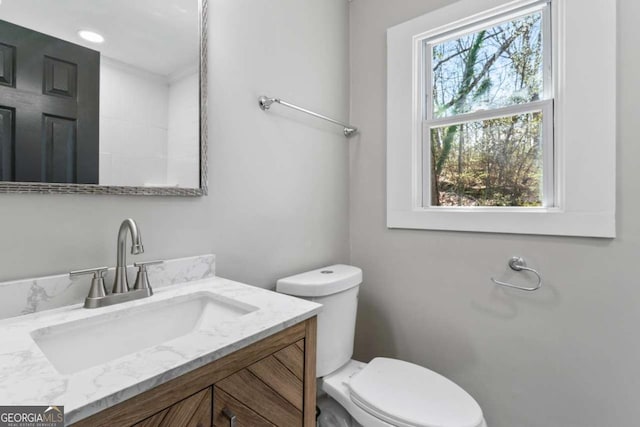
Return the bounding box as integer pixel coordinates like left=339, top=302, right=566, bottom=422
left=133, top=388, right=212, bottom=427
left=214, top=340, right=304, bottom=425
left=72, top=318, right=317, bottom=427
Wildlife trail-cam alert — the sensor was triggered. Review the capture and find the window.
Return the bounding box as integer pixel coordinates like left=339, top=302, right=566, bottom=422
left=425, top=4, right=552, bottom=208
left=386, top=0, right=616, bottom=237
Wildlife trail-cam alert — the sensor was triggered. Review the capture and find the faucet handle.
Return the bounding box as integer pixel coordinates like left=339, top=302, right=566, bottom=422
left=133, top=260, right=163, bottom=292
left=133, top=260, right=164, bottom=268
left=70, top=267, right=109, bottom=299
left=70, top=267, right=109, bottom=278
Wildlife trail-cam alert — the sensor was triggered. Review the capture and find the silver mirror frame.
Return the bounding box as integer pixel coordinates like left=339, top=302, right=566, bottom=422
left=0, top=0, right=208, bottom=196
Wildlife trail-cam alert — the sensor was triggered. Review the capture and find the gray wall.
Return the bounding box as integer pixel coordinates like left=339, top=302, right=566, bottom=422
left=0, top=0, right=350, bottom=288
left=349, top=1, right=638, bottom=426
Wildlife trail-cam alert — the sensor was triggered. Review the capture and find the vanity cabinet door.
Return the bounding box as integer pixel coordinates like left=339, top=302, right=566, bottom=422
left=132, top=388, right=212, bottom=427
left=215, top=341, right=305, bottom=426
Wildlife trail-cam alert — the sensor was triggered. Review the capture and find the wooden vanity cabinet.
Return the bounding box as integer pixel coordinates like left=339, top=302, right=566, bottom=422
left=71, top=317, right=317, bottom=427
left=211, top=337, right=309, bottom=426
left=132, top=388, right=212, bottom=427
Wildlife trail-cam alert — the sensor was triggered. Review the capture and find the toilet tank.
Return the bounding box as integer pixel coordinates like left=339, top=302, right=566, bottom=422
left=276, top=265, right=362, bottom=378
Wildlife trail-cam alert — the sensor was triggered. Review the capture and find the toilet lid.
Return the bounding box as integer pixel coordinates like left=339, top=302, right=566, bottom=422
left=348, top=358, right=483, bottom=427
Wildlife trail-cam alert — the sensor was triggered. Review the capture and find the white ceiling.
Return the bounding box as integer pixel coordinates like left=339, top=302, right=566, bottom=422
left=0, top=0, right=199, bottom=77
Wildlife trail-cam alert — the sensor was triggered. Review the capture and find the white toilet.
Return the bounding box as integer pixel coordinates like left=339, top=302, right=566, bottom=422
left=277, top=264, right=487, bottom=427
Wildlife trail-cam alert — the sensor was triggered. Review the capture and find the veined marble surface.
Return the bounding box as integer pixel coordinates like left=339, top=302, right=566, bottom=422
left=0, top=254, right=216, bottom=320
left=0, top=277, right=321, bottom=425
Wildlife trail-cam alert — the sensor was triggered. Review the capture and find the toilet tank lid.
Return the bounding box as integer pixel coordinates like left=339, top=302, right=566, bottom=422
left=276, top=264, right=362, bottom=297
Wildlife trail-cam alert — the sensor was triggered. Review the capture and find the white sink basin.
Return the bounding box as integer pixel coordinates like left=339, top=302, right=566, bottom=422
left=30, top=292, right=258, bottom=375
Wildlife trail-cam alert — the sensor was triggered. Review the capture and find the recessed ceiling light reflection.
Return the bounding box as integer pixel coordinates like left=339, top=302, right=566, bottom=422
left=78, top=30, right=104, bottom=43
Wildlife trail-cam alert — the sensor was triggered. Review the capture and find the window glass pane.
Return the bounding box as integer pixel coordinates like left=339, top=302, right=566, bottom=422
left=429, top=111, right=543, bottom=207
left=430, top=11, right=544, bottom=118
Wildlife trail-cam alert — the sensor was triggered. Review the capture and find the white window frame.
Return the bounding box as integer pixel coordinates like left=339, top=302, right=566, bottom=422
left=386, top=0, right=616, bottom=237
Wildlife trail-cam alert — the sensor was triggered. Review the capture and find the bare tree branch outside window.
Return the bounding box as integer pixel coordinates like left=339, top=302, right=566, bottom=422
left=428, top=12, right=545, bottom=207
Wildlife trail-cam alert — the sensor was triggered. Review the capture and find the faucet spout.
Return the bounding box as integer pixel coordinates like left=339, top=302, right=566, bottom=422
left=113, top=219, right=144, bottom=294
left=118, top=219, right=144, bottom=264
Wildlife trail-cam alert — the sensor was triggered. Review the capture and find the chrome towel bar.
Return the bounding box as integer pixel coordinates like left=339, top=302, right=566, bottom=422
left=491, top=257, right=542, bottom=292
left=258, top=95, right=358, bottom=137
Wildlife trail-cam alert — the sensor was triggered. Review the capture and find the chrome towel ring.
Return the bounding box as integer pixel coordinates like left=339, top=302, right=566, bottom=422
left=491, top=257, right=542, bottom=292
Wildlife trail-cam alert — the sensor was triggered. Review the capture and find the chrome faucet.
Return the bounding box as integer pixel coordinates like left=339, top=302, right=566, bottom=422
left=70, top=219, right=162, bottom=309
left=112, top=218, right=144, bottom=293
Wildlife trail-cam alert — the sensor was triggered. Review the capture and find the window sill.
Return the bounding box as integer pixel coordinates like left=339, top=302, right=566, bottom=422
left=387, top=208, right=615, bottom=238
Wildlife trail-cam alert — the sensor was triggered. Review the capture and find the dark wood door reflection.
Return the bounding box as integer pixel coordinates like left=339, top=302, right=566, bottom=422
left=0, top=19, right=99, bottom=184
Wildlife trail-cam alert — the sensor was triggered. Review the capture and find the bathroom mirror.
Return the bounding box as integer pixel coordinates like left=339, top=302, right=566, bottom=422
left=0, top=0, right=207, bottom=196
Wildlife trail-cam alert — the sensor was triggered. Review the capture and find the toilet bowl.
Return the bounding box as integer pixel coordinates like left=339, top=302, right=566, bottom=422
left=277, top=265, right=487, bottom=427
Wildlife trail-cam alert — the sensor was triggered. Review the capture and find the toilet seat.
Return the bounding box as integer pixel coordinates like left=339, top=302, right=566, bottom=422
left=322, top=358, right=485, bottom=427
left=348, top=358, right=483, bottom=427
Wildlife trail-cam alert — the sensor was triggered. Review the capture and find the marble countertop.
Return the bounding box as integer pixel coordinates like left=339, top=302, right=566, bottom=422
left=0, top=277, right=322, bottom=425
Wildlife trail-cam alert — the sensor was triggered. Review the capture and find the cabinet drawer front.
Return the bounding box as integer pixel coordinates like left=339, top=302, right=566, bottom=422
left=213, top=388, right=274, bottom=427
left=133, top=388, right=212, bottom=427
